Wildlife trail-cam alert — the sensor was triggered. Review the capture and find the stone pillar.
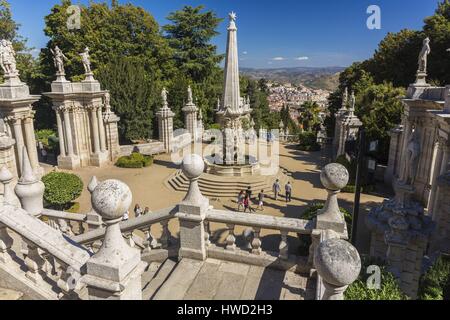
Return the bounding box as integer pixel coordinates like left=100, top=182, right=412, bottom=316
left=314, top=238, right=361, bottom=300
left=89, top=106, right=101, bottom=155
left=62, top=107, right=75, bottom=157
left=54, top=108, right=66, bottom=157
left=23, top=115, right=39, bottom=172
left=103, top=111, right=121, bottom=162
left=0, top=120, right=17, bottom=178
left=178, top=154, right=210, bottom=261
left=385, top=125, right=404, bottom=185
left=10, top=117, right=25, bottom=173
left=182, top=87, right=198, bottom=142
left=97, top=107, right=107, bottom=153
left=428, top=138, right=444, bottom=214
left=157, top=102, right=175, bottom=154
left=82, top=179, right=147, bottom=300
left=429, top=170, right=450, bottom=255
left=398, top=121, right=412, bottom=183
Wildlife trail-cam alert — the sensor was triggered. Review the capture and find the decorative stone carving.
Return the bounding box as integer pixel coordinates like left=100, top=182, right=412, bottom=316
left=50, top=46, right=68, bottom=77
left=418, top=37, right=431, bottom=74
left=402, top=127, right=421, bottom=185
left=0, top=39, right=18, bottom=79
left=79, top=47, right=92, bottom=75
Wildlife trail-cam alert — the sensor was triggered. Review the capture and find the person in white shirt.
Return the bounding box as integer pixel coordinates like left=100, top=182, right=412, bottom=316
left=123, top=211, right=130, bottom=221
left=273, top=179, right=281, bottom=200
left=285, top=182, right=292, bottom=203
left=134, top=204, right=143, bottom=218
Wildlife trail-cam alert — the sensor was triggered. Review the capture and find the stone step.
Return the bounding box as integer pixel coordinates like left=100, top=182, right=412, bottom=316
left=152, top=259, right=204, bottom=300
left=0, top=288, right=24, bottom=300
left=143, top=259, right=178, bottom=300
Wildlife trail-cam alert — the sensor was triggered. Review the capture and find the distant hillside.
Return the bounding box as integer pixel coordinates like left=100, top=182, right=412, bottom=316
left=241, top=66, right=345, bottom=91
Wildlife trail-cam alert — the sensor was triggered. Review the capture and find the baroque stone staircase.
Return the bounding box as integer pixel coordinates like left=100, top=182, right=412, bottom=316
left=166, top=169, right=291, bottom=198
left=140, top=258, right=315, bottom=300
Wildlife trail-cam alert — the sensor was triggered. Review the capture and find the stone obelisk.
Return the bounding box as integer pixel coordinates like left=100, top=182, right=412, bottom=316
left=216, top=12, right=251, bottom=165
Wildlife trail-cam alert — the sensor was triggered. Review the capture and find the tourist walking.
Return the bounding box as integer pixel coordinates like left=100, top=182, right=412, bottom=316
left=273, top=179, right=281, bottom=200
left=244, top=195, right=256, bottom=213
left=134, top=204, right=143, bottom=218
left=258, top=190, right=265, bottom=211
left=237, top=191, right=245, bottom=212
left=285, top=182, right=292, bottom=203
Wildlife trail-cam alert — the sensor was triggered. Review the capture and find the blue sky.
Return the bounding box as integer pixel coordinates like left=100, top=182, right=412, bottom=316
left=8, top=0, right=439, bottom=68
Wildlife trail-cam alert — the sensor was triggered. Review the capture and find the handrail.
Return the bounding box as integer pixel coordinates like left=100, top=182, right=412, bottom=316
left=205, top=209, right=315, bottom=234
left=0, top=205, right=90, bottom=271
left=41, top=209, right=87, bottom=222
left=72, top=206, right=178, bottom=245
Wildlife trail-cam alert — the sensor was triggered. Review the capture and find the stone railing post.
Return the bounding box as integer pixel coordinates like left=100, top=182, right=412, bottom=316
left=314, top=238, right=361, bottom=300
left=14, top=147, right=45, bottom=216
left=82, top=179, right=147, bottom=300
left=177, top=154, right=210, bottom=261
left=0, top=166, right=19, bottom=207
left=316, top=163, right=349, bottom=235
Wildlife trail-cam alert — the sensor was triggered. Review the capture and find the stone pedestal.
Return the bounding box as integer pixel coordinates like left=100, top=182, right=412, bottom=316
left=178, top=155, right=210, bottom=261
left=157, top=103, right=175, bottom=154
left=182, top=101, right=198, bottom=142
left=385, top=125, right=404, bottom=186
left=0, top=77, right=42, bottom=179
left=44, top=77, right=113, bottom=170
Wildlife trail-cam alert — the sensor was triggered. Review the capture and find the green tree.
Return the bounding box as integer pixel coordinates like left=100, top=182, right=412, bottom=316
left=299, top=101, right=321, bottom=132
left=42, top=172, right=83, bottom=210
left=96, top=57, right=160, bottom=143
left=163, top=5, right=223, bottom=83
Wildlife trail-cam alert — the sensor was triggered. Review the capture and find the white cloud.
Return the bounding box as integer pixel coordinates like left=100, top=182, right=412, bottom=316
left=272, top=57, right=285, bottom=61
left=242, top=51, right=248, bottom=55
left=295, top=56, right=309, bottom=61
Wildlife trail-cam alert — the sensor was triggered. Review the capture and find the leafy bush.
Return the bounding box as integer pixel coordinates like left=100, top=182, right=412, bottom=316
left=298, top=132, right=321, bottom=152
left=345, top=257, right=408, bottom=300
left=115, top=153, right=154, bottom=168
left=298, top=203, right=353, bottom=256
left=419, top=256, right=450, bottom=300
left=36, top=129, right=58, bottom=152
left=208, top=123, right=221, bottom=130
left=42, top=172, right=83, bottom=210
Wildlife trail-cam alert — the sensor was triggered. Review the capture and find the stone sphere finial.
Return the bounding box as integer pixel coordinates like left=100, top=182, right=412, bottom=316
left=91, top=180, right=132, bottom=222
left=320, top=163, right=349, bottom=191
left=182, top=154, right=205, bottom=180
left=314, top=238, right=361, bottom=287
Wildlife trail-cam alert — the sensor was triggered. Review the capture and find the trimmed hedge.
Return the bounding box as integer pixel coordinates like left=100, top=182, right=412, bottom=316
left=115, top=153, right=154, bottom=168
left=419, top=256, right=450, bottom=300
left=42, top=172, right=83, bottom=210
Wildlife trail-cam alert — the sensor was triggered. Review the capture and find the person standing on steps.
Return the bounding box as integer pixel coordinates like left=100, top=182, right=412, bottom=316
left=134, top=204, right=143, bottom=218
left=258, top=190, right=265, bottom=211
left=285, top=182, right=292, bottom=203
left=237, top=190, right=245, bottom=212
left=273, top=179, right=281, bottom=200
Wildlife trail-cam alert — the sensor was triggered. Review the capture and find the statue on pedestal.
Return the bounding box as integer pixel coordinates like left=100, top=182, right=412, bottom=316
left=161, top=87, right=169, bottom=107
left=0, top=39, right=18, bottom=77
left=79, top=47, right=92, bottom=74
left=187, top=86, right=193, bottom=104
left=418, top=37, right=431, bottom=74
left=50, top=46, right=68, bottom=76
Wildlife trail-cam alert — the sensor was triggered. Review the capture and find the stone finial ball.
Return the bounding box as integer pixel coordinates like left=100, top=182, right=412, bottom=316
left=182, top=154, right=205, bottom=179
left=91, top=180, right=132, bottom=221
left=314, top=239, right=361, bottom=287
left=320, top=163, right=349, bottom=191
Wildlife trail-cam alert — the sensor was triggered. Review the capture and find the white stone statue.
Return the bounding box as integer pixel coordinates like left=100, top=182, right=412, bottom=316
left=403, top=128, right=421, bottom=185
left=0, top=39, right=18, bottom=77
left=187, top=85, right=193, bottom=104
left=418, top=37, right=431, bottom=73
left=229, top=12, right=237, bottom=22
left=79, top=47, right=92, bottom=74
left=50, top=46, right=68, bottom=75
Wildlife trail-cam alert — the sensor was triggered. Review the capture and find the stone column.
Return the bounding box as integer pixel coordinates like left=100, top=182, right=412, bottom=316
left=398, top=120, right=412, bottom=182
left=385, top=125, right=404, bottom=185
left=97, top=107, right=107, bottom=153
left=10, top=117, right=25, bottom=173
left=431, top=144, right=449, bottom=220
left=54, top=108, right=66, bottom=157
left=62, top=107, right=75, bottom=157
left=157, top=103, right=175, bottom=154
left=89, top=106, right=101, bottom=155
left=178, top=154, right=210, bottom=261
left=23, top=115, right=39, bottom=171
left=82, top=179, right=147, bottom=300
left=0, top=120, right=17, bottom=178
left=428, top=138, right=444, bottom=215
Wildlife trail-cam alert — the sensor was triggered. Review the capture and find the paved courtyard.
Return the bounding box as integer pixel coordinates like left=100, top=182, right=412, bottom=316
left=43, top=143, right=387, bottom=253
